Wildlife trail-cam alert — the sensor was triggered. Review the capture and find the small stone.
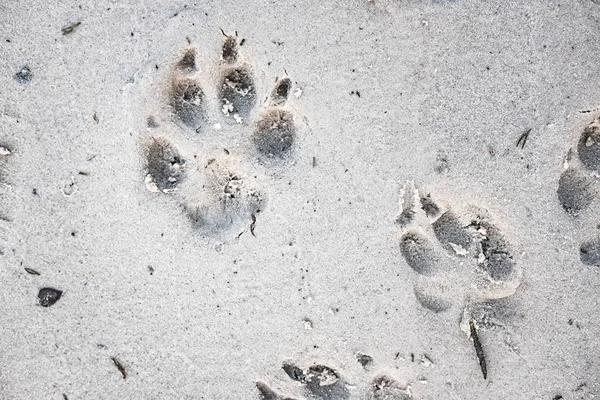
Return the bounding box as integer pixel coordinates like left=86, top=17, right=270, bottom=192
left=38, top=287, right=63, bottom=307
left=302, top=318, right=313, bottom=330
left=15, top=66, right=33, bottom=83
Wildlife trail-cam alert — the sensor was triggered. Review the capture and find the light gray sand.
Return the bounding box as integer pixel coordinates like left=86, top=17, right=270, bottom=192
left=1, top=0, right=600, bottom=399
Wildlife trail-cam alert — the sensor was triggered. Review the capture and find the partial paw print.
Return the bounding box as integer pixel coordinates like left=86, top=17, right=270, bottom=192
left=256, top=362, right=350, bottom=400
left=142, top=32, right=299, bottom=239
left=168, top=31, right=298, bottom=159
left=143, top=135, right=266, bottom=238
left=0, top=142, right=13, bottom=255
left=557, top=117, right=600, bottom=266
left=256, top=361, right=412, bottom=400
left=396, top=182, right=523, bottom=314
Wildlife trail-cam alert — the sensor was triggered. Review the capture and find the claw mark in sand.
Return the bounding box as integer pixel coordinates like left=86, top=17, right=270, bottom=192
left=356, top=352, right=374, bottom=369
left=395, top=180, right=417, bottom=227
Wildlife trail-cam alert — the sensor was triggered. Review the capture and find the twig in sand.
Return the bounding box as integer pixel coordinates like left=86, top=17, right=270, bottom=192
left=516, top=128, right=531, bottom=149
left=469, top=319, right=487, bottom=379
left=62, top=22, right=81, bottom=35
left=111, top=357, right=127, bottom=379
left=578, top=106, right=599, bottom=114
left=24, top=268, right=40, bottom=276
left=250, top=213, right=257, bottom=236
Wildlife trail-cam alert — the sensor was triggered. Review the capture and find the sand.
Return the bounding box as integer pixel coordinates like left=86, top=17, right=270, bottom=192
left=1, top=0, right=599, bottom=399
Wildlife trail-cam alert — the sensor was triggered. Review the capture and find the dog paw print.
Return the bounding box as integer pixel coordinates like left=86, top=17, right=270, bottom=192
left=557, top=117, right=600, bottom=266
left=142, top=32, right=298, bottom=239
left=256, top=361, right=412, bottom=400
left=396, top=181, right=523, bottom=313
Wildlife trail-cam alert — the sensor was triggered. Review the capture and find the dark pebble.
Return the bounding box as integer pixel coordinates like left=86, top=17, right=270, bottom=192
left=14, top=66, right=33, bottom=83
left=38, top=287, right=62, bottom=307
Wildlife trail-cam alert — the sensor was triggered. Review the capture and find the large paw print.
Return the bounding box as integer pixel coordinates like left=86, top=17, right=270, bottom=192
left=397, top=182, right=523, bottom=313
left=142, top=32, right=298, bottom=239
left=557, top=117, right=600, bottom=266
